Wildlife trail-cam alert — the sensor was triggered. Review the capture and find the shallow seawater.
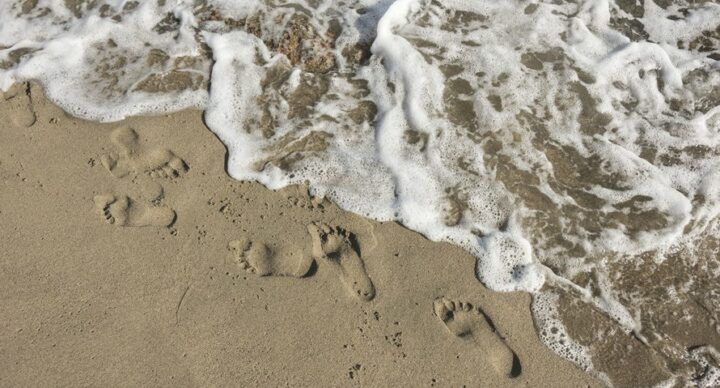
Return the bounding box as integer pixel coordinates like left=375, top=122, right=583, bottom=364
left=1, top=0, right=719, bottom=385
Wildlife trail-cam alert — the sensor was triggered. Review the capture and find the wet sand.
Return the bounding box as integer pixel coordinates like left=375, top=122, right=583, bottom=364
left=0, top=83, right=600, bottom=386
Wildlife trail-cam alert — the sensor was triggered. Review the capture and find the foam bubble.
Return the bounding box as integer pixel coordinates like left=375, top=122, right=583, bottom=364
left=531, top=291, right=609, bottom=383
left=2, top=0, right=720, bottom=381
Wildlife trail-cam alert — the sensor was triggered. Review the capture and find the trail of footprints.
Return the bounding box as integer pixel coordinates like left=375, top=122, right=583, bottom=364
left=94, top=126, right=186, bottom=228
left=87, top=127, right=520, bottom=378
left=229, top=224, right=520, bottom=378
left=229, top=222, right=376, bottom=301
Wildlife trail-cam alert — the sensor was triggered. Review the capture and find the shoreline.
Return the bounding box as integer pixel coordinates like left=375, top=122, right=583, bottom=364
left=0, top=83, right=600, bottom=386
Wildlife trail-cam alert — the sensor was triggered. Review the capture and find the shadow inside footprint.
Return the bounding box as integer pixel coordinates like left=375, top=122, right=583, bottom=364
left=510, top=354, right=522, bottom=378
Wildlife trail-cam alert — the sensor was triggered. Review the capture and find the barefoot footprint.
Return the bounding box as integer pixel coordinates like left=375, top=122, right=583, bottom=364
left=307, top=222, right=375, bottom=301
left=101, top=126, right=188, bottom=179
left=94, top=194, right=175, bottom=227
left=228, top=239, right=314, bottom=277
left=433, top=297, right=520, bottom=378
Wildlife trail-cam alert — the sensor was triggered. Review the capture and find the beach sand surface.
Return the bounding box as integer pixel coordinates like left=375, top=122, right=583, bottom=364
left=0, top=83, right=600, bottom=387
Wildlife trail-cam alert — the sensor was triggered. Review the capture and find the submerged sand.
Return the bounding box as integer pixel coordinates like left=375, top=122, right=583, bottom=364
left=0, top=83, right=600, bottom=386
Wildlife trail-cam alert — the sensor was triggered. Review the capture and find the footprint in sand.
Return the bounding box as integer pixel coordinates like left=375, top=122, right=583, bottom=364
left=101, top=126, right=188, bottom=179
left=307, top=222, right=375, bottom=301
left=433, top=297, right=520, bottom=378
left=228, top=239, right=314, bottom=277
left=3, top=82, right=36, bottom=128
left=94, top=193, right=175, bottom=227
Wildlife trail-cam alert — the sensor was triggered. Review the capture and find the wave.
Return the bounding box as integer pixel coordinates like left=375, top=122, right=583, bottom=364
left=2, top=0, right=719, bottom=384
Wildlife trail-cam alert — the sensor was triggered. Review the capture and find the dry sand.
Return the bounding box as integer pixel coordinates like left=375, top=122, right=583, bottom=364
left=0, top=83, right=600, bottom=386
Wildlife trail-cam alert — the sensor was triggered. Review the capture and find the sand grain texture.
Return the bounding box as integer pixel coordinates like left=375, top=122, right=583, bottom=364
left=0, top=84, right=600, bottom=387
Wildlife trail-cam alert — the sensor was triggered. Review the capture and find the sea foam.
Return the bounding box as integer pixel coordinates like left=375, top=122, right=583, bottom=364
left=2, top=0, right=719, bottom=382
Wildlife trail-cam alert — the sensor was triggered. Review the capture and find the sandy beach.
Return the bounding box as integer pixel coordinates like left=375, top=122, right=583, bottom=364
left=3, top=0, right=720, bottom=385
left=0, top=83, right=601, bottom=386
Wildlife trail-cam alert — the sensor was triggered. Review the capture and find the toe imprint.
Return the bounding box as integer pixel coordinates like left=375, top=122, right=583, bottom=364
left=433, top=297, right=520, bottom=378
left=229, top=238, right=313, bottom=277
left=102, top=126, right=188, bottom=179
left=307, top=222, right=375, bottom=301
left=229, top=239, right=263, bottom=275
left=93, top=193, right=174, bottom=228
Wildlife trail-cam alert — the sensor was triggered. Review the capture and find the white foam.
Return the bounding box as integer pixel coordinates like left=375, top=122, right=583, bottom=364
left=531, top=291, right=601, bottom=379
left=688, top=346, right=720, bottom=387
left=2, top=0, right=719, bottom=380
left=1, top=0, right=209, bottom=121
